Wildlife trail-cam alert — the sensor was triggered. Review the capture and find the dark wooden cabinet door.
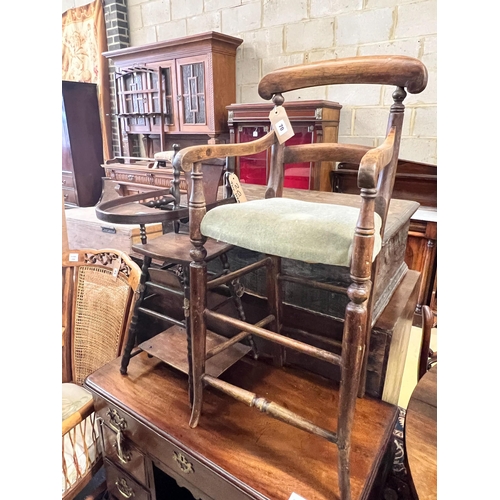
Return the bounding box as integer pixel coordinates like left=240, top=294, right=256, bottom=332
left=62, top=81, right=104, bottom=207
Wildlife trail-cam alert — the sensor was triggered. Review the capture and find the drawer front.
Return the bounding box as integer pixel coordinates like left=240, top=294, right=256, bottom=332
left=106, top=167, right=188, bottom=192
left=105, top=458, right=151, bottom=500
left=101, top=422, right=148, bottom=487
left=96, top=402, right=255, bottom=500
left=62, top=188, right=77, bottom=205
left=62, top=172, right=75, bottom=189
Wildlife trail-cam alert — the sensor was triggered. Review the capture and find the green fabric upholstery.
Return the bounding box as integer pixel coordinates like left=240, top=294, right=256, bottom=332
left=201, top=198, right=382, bottom=267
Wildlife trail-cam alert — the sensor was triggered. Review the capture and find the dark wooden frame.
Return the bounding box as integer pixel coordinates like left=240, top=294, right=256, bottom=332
left=173, top=56, right=428, bottom=500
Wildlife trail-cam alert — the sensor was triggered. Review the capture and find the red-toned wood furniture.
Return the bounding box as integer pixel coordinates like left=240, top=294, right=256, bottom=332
left=226, top=100, right=341, bottom=191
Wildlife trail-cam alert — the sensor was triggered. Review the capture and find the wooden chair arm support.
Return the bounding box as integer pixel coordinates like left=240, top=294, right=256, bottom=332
left=358, top=127, right=397, bottom=189
left=62, top=398, right=95, bottom=436
left=258, top=55, right=428, bottom=100
left=174, top=130, right=277, bottom=173
left=283, top=143, right=370, bottom=165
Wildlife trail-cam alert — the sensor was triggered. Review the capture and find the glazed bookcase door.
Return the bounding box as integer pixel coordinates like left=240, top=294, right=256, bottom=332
left=176, top=55, right=211, bottom=133
left=116, top=68, right=159, bottom=134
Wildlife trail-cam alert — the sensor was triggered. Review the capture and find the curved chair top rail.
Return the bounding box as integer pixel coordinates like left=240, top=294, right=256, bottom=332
left=258, top=55, right=428, bottom=100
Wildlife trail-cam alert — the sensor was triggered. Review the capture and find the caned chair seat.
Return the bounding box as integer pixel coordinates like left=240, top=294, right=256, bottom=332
left=201, top=197, right=382, bottom=267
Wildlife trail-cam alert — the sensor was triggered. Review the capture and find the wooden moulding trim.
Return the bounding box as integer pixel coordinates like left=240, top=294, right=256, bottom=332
left=103, top=31, right=243, bottom=59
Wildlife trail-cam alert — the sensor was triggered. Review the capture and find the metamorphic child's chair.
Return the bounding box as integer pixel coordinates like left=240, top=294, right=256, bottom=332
left=172, top=55, right=428, bottom=500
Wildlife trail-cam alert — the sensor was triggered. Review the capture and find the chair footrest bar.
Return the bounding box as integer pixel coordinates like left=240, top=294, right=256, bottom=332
left=206, top=315, right=274, bottom=359
left=203, top=374, right=338, bottom=444
left=280, top=273, right=348, bottom=294
left=145, top=281, right=184, bottom=297
left=138, top=307, right=185, bottom=327
left=207, top=257, right=272, bottom=290
left=204, top=310, right=342, bottom=366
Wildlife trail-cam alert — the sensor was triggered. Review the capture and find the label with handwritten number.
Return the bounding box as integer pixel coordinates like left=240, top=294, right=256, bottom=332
left=227, top=173, right=247, bottom=203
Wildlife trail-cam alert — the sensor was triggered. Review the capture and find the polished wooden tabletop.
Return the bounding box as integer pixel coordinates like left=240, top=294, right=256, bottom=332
left=405, top=364, right=437, bottom=499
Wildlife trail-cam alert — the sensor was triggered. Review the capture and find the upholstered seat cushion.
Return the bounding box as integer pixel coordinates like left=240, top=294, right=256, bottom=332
left=201, top=198, right=382, bottom=267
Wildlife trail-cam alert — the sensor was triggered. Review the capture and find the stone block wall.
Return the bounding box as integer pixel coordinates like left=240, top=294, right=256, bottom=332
left=62, top=0, right=437, bottom=164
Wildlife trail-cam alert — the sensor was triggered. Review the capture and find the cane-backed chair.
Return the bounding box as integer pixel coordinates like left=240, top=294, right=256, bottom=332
left=62, top=248, right=141, bottom=500
left=173, top=55, right=428, bottom=500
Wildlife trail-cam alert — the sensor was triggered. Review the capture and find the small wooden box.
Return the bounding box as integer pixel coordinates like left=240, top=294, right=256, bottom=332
left=65, top=207, right=163, bottom=258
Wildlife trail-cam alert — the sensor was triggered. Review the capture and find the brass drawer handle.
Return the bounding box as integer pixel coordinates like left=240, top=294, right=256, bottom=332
left=127, top=174, right=135, bottom=181
left=62, top=179, right=66, bottom=185
left=173, top=451, right=194, bottom=474
left=115, top=477, right=134, bottom=498
left=106, top=408, right=127, bottom=432
left=115, top=430, right=131, bottom=464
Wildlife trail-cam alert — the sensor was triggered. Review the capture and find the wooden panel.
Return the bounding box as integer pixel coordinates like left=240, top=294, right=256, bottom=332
left=62, top=81, right=104, bottom=207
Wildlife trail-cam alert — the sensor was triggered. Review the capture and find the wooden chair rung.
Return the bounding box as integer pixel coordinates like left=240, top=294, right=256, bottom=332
left=204, top=310, right=342, bottom=366
left=279, top=273, right=348, bottom=294
left=206, top=315, right=274, bottom=359
left=203, top=374, right=338, bottom=443
left=207, top=257, right=271, bottom=290
left=137, top=307, right=185, bottom=327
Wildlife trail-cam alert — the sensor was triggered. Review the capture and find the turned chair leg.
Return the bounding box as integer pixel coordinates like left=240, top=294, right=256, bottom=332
left=219, top=252, right=258, bottom=358
left=267, top=255, right=284, bottom=366
left=180, top=263, right=194, bottom=407
left=189, top=259, right=207, bottom=428
left=337, top=292, right=369, bottom=500
left=120, top=256, right=152, bottom=375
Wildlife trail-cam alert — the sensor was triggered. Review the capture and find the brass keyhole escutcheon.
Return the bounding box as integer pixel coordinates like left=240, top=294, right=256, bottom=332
left=173, top=451, right=194, bottom=474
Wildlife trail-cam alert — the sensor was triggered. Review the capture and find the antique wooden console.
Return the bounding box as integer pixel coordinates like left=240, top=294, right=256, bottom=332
left=86, top=352, right=398, bottom=500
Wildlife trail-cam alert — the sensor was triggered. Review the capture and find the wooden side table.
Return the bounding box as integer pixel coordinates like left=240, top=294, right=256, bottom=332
left=404, top=365, right=437, bottom=499
left=86, top=354, right=398, bottom=500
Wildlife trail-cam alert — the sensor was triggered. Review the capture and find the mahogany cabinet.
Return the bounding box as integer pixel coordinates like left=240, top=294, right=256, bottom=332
left=226, top=100, right=341, bottom=191
left=62, top=81, right=104, bottom=207
left=103, top=31, right=243, bottom=158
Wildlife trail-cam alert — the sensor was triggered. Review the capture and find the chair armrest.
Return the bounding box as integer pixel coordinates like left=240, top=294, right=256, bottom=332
left=173, top=130, right=277, bottom=173
left=258, top=55, right=428, bottom=100
left=62, top=398, right=95, bottom=436
left=358, top=127, right=397, bottom=190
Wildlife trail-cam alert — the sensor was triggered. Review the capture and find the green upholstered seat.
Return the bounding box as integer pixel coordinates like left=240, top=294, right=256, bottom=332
left=201, top=197, right=382, bottom=267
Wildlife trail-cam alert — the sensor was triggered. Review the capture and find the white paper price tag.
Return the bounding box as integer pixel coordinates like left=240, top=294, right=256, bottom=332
left=288, top=493, right=307, bottom=500
left=269, top=105, right=295, bottom=144
left=112, top=257, right=121, bottom=281
left=227, top=173, right=247, bottom=203
left=69, top=253, right=79, bottom=262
